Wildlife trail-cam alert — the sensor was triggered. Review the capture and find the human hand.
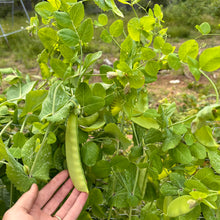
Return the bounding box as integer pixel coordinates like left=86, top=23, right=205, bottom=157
left=3, top=170, right=88, bottom=220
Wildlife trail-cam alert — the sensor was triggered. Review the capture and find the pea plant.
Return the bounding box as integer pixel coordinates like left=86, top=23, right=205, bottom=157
left=0, top=0, right=220, bottom=219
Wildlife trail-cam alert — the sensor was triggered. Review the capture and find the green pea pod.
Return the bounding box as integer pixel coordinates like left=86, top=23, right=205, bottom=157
left=78, top=112, right=99, bottom=127
left=65, top=113, right=89, bottom=193
left=167, top=195, right=197, bottom=217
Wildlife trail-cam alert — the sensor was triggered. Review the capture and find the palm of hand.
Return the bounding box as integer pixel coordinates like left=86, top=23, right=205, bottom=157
left=3, top=170, right=88, bottom=220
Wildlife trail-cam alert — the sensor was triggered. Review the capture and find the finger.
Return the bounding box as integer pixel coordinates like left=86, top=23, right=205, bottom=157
left=54, top=188, right=80, bottom=218
left=63, top=192, right=89, bottom=220
left=14, top=183, right=38, bottom=212
left=42, top=178, right=74, bottom=215
left=35, top=170, right=69, bottom=208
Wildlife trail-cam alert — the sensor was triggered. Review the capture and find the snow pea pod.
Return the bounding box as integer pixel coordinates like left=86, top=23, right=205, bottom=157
left=65, top=113, right=89, bottom=193
left=78, top=112, right=99, bottom=127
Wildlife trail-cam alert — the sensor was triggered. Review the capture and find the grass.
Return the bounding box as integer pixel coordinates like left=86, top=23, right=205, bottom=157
left=0, top=15, right=43, bottom=71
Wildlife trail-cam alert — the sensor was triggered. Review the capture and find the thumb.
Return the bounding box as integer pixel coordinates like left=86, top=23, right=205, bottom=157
left=15, top=183, right=39, bottom=212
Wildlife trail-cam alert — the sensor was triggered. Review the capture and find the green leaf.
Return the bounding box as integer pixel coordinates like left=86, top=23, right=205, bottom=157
left=89, top=188, right=103, bottom=205
left=20, top=90, right=48, bottom=117
left=131, top=114, right=159, bottom=129
left=162, top=43, right=173, bottom=55
left=98, top=13, right=108, bottom=26
left=184, top=133, right=195, bottom=146
left=47, top=0, right=61, bottom=10
left=111, top=155, right=130, bottom=170
left=53, top=147, right=65, bottom=171
left=105, top=0, right=124, bottom=17
left=160, top=182, right=179, bottom=196
left=50, top=58, right=68, bottom=78
left=194, top=126, right=218, bottom=148
left=69, top=2, right=84, bottom=27
left=75, top=82, right=92, bottom=106
left=141, top=48, right=156, bottom=61
left=145, top=61, right=161, bottom=76
left=178, top=40, right=199, bottom=63
left=104, top=123, right=131, bottom=149
left=190, top=142, right=206, bottom=160
left=93, top=0, right=111, bottom=11
left=35, top=2, right=56, bottom=19
left=127, top=17, right=141, bottom=41
left=184, top=179, right=208, bottom=193
left=92, top=160, right=111, bottom=178
left=201, top=204, right=216, bottom=220
left=179, top=205, right=201, bottom=220
left=187, top=57, right=201, bottom=81
left=144, top=128, right=163, bottom=144
left=170, top=143, right=193, bottom=164
left=168, top=53, right=181, bottom=70
left=57, top=28, right=79, bottom=47
left=21, top=134, right=42, bottom=168
left=154, top=4, right=163, bottom=21
left=76, top=83, right=105, bottom=115
left=140, top=16, right=155, bottom=32
left=120, top=35, right=136, bottom=62
left=207, top=149, right=220, bottom=173
left=47, top=131, right=57, bottom=144
left=9, top=148, right=22, bottom=159
left=190, top=191, right=208, bottom=200
left=162, top=130, right=182, bottom=152
left=92, top=83, right=106, bottom=98
left=78, top=18, right=94, bottom=43
left=21, top=134, right=52, bottom=182
left=170, top=172, right=185, bottom=188
left=58, top=44, right=76, bottom=62
left=0, top=138, right=8, bottom=161
left=6, top=147, right=36, bottom=192
left=12, top=132, right=27, bottom=148
left=83, top=96, right=105, bottom=115
left=167, top=195, right=197, bottom=217
left=153, top=36, right=165, bottom=50
left=128, top=70, right=145, bottom=89
left=199, top=46, right=220, bottom=72
left=81, top=142, right=100, bottom=167
left=6, top=81, right=36, bottom=102
left=39, top=82, right=70, bottom=121
left=39, top=63, right=50, bottom=78
left=194, top=168, right=220, bottom=190
left=100, top=29, right=112, bottom=43
left=38, top=27, right=58, bottom=50
left=83, top=51, right=102, bottom=70
left=195, top=22, right=211, bottom=35
left=54, top=11, right=72, bottom=28
left=110, top=20, right=123, bottom=37
left=191, top=104, right=220, bottom=132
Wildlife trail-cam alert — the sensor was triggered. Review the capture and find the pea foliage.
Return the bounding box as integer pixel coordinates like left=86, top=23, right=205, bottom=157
left=0, top=0, right=220, bottom=219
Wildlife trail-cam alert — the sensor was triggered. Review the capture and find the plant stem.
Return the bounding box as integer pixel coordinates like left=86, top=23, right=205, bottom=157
left=10, top=183, right=13, bottom=207
left=108, top=205, right=113, bottom=220
left=0, top=120, right=13, bottom=137
left=129, top=207, right=133, bottom=220
left=20, top=115, right=29, bottom=133
left=200, top=69, right=219, bottom=104
left=131, top=5, right=138, bottom=18
left=132, top=122, right=140, bottom=146
left=0, top=160, right=8, bottom=165
left=29, top=124, right=51, bottom=177
left=168, top=115, right=196, bottom=128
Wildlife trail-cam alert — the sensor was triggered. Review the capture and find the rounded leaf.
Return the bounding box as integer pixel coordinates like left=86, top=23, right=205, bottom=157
left=178, top=40, right=198, bottom=63
left=110, top=19, right=123, bottom=37
left=167, top=195, right=197, bottom=217
left=81, top=142, right=100, bottom=167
